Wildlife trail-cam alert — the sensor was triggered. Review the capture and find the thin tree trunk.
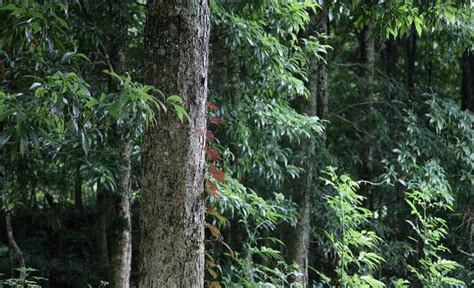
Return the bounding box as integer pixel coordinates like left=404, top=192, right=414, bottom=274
left=95, top=182, right=110, bottom=279
left=358, top=21, right=375, bottom=209
left=139, top=1, right=210, bottom=287
left=5, top=211, right=26, bottom=279
left=17, top=157, right=28, bottom=203
left=316, top=12, right=329, bottom=120
left=1, top=161, right=26, bottom=280
left=111, top=140, right=133, bottom=288
left=406, top=26, right=416, bottom=99
left=461, top=48, right=473, bottom=111
left=383, top=36, right=396, bottom=101
left=74, top=158, right=83, bottom=212
left=288, top=10, right=328, bottom=287
left=107, top=1, right=133, bottom=284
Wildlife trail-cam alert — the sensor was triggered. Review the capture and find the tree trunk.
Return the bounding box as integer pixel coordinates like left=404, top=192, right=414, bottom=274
left=358, top=21, right=375, bottom=209
left=406, top=26, right=416, bottom=99
left=111, top=140, right=133, bottom=288
left=287, top=171, right=312, bottom=287
left=288, top=10, right=328, bottom=287
left=1, top=161, right=26, bottom=280
left=17, top=157, right=28, bottom=203
left=316, top=12, right=329, bottom=120
left=382, top=36, right=396, bottom=101
left=461, top=48, right=473, bottom=111
left=5, top=211, right=26, bottom=279
left=107, top=1, right=133, bottom=284
left=139, top=1, right=210, bottom=287
left=74, top=158, right=83, bottom=212
left=95, top=182, right=110, bottom=279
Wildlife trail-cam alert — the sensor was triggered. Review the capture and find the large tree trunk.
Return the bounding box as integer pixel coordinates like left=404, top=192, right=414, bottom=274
left=111, top=140, right=133, bottom=288
left=139, top=1, right=210, bottom=287
left=461, top=48, right=473, bottom=111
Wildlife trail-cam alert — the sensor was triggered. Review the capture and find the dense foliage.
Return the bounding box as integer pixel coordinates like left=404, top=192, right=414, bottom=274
left=0, top=0, right=472, bottom=287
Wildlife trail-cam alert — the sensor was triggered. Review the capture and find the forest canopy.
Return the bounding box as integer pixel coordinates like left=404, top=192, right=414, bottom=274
left=0, top=0, right=473, bottom=287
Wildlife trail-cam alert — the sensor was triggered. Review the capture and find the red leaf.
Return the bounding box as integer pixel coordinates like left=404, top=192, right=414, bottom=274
left=206, top=222, right=222, bottom=238
left=206, top=131, right=214, bottom=141
left=207, top=179, right=219, bottom=197
left=210, top=117, right=225, bottom=126
left=209, top=165, right=225, bottom=183
left=206, top=147, right=222, bottom=161
left=207, top=102, right=218, bottom=111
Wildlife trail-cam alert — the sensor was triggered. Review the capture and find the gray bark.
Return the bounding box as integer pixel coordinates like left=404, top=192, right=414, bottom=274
left=111, top=140, right=133, bottom=288
left=139, top=1, right=210, bottom=287
left=108, top=1, right=133, bottom=284
left=288, top=10, right=328, bottom=287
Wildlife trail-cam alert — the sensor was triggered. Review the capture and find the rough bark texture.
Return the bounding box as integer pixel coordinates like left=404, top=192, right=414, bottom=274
left=111, top=140, right=133, bottom=288
left=139, top=1, right=210, bottom=287
left=461, top=48, right=473, bottom=111
left=287, top=167, right=312, bottom=286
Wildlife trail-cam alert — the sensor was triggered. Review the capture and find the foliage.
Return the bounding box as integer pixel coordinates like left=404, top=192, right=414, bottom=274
left=0, top=0, right=473, bottom=287
left=1, top=267, right=46, bottom=288
left=320, top=167, right=385, bottom=287
left=405, top=190, right=465, bottom=287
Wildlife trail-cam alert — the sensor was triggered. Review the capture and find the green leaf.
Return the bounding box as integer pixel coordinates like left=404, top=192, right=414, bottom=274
left=0, top=131, right=11, bottom=148
left=81, top=131, right=89, bottom=155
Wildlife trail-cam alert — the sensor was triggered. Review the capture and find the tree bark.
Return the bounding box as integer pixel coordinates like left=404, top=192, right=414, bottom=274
left=406, top=26, right=416, bottom=99
left=316, top=13, right=329, bottom=120
left=5, top=211, right=26, bottom=279
left=111, top=140, right=133, bottom=288
left=95, top=182, right=110, bottom=279
left=382, top=36, right=396, bottom=101
left=107, top=1, right=133, bottom=285
left=358, top=21, right=375, bottom=209
left=288, top=10, right=328, bottom=287
left=74, top=158, right=83, bottom=212
left=139, top=1, right=210, bottom=287
left=1, top=161, right=26, bottom=280
left=461, top=48, right=473, bottom=111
